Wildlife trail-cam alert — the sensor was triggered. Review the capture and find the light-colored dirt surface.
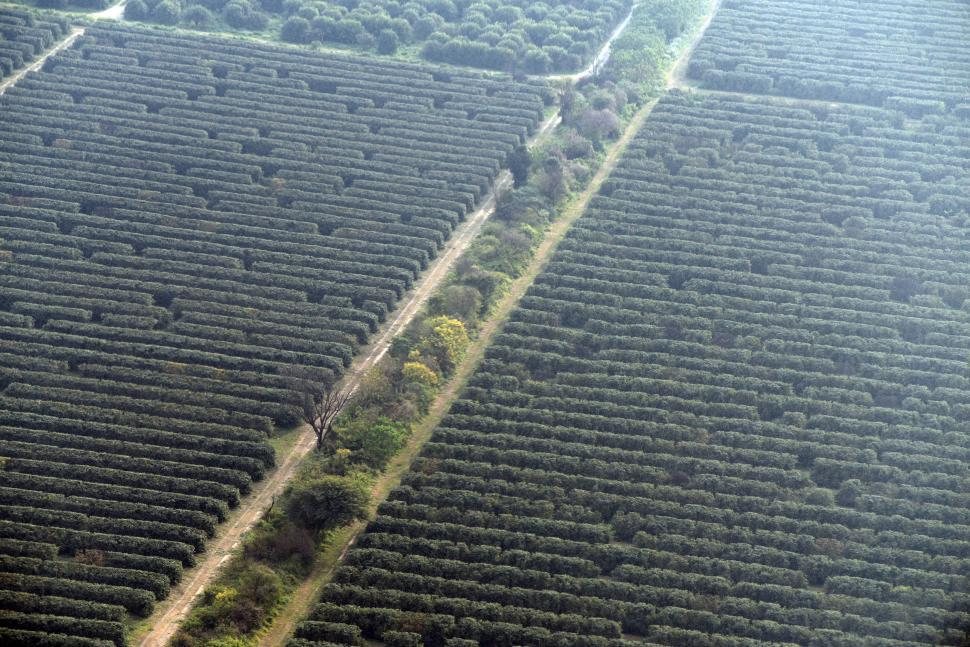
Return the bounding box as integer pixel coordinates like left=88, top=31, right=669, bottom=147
left=546, top=3, right=638, bottom=83
left=260, top=87, right=665, bottom=647
left=92, top=0, right=128, bottom=20
left=0, top=26, right=83, bottom=96
left=136, top=107, right=559, bottom=647
left=116, top=0, right=726, bottom=642
left=0, top=0, right=127, bottom=97
left=0, top=0, right=723, bottom=643
left=0, top=9, right=558, bottom=642
left=665, top=0, right=860, bottom=113
left=255, top=2, right=726, bottom=644
left=668, top=0, right=722, bottom=90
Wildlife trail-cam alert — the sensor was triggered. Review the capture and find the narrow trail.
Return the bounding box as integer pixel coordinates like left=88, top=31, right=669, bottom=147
left=0, top=4, right=561, bottom=642
left=257, top=1, right=726, bottom=644
left=259, top=94, right=663, bottom=647
left=5, top=0, right=718, bottom=643
left=135, top=7, right=648, bottom=642
left=546, top=3, right=638, bottom=84
left=0, top=0, right=624, bottom=97
left=669, top=0, right=722, bottom=90
left=136, top=106, right=559, bottom=647
left=666, top=0, right=872, bottom=113
left=0, top=0, right=125, bottom=96
left=0, top=26, right=83, bottom=96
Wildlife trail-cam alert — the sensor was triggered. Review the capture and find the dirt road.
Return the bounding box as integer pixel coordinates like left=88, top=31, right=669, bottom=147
left=668, top=0, right=723, bottom=90
left=1, top=0, right=724, bottom=641
left=0, top=11, right=556, bottom=644
left=665, top=0, right=868, bottom=112
left=136, top=107, right=557, bottom=647
left=0, top=27, right=83, bottom=96
left=546, top=3, right=638, bottom=84
left=255, top=1, right=727, bottom=643
left=134, top=0, right=728, bottom=642
left=258, top=92, right=663, bottom=647
left=0, top=0, right=127, bottom=97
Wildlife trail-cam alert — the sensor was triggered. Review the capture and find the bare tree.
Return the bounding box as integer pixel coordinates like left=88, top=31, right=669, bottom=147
left=293, top=372, right=353, bottom=451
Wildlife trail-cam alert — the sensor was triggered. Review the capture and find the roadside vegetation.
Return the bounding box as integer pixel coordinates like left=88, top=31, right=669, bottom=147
left=12, top=0, right=966, bottom=645
left=0, top=6, right=70, bottom=79
left=162, top=2, right=709, bottom=645
left=288, top=0, right=970, bottom=643
left=0, top=17, right=546, bottom=647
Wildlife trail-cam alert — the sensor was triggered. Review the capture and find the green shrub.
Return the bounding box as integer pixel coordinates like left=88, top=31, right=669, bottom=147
left=336, top=416, right=411, bottom=471
left=286, top=476, right=369, bottom=534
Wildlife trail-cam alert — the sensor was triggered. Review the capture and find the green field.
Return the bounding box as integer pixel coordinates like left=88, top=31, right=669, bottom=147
left=0, top=21, right=544, bottom=646
left=288, top=0, right=970, bottom=645
left=1, top=0, right=969, bottom=645
left=0, top=6, right=70, bottom=79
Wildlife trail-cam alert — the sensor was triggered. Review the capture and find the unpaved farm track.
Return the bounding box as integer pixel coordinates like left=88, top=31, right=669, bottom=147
left=257, top=0, right=726, bottom=643
left=1, top=0, right=719, bottom=641
left=669, top=0, right=722, bottom=90
left=546, top=3, right=637, bottom=84
left=0, top=27, right=83, bottom=96
left=136, top=108, right=558, bottom=647
left=0, top=0, right=126, bottom=96
left=666, top=0, right=880, bottom=112
left=0, top=11, right=555, bottom=644
left=258, top=96, right=660, bottom=647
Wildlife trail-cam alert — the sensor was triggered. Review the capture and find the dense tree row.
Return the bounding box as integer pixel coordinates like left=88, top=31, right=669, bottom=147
left=0, top=7, right=69, bottom=80
left=130, top=0, right=631, bottom=74
left=292, top=91, right=970, bottom=645
left=0, top=22, right=544, bottom=644
left=688, top=0, right=969, bottom=115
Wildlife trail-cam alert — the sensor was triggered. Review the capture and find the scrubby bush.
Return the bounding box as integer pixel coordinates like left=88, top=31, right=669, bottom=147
left=286, top=476, right=369, bottom=534
left=376, top=28, right=399, bottom=54
left=281, top=16, right=311, bottom=42
left=335, top=416, right=411, bottom=470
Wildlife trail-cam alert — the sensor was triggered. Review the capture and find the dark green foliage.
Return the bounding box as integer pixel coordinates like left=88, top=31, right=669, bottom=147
left=383, top=630, right=423, bottom=647
left=294, top=84, right=970, bottom=647
left=281, top=16, right=311, bottom=43
left=131, top=0, right=631, bottom=73
left=176, top=563, right=283, bottom=638
left=151, top=0, right=181, bottom=24
left=0, top=591, right=125, bottom=622
left=221, top=1, right=270, bottom=30
left=599, top=0, right=706, bottom=103
left=286, top=476, right=369, bottom=534
left=0, top=21, right=543, bottom=646
left=507, top=145, right=531, bottom=188
left=0, top=627, right=114, bottom=647
left=376, top=29, right=399, bottom=56
left=0, top=7, right=69, bottom=82
left=335, top=415, right=411, bottom=471
left=690, top=0, right=970, bottom=113
left=124, top=0, right=149, bottom=20
left=243, top=513, right=316, bottom=571
left=182, top=5, right=214, bottom=28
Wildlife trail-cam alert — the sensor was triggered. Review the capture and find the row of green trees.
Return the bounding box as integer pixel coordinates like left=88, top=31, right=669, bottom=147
left=0, top=21, right=547, bottom=646
left=129, top=0, right=632, bottom=74
left=0, top=7, right=69, bottom=79
left=291, top=92, right=970, bottom=645
left=689, top=0, right=969, bottom=114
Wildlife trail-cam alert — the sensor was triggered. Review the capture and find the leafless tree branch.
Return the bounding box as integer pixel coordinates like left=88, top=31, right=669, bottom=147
left=298, top=375, right=353, bottom=451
